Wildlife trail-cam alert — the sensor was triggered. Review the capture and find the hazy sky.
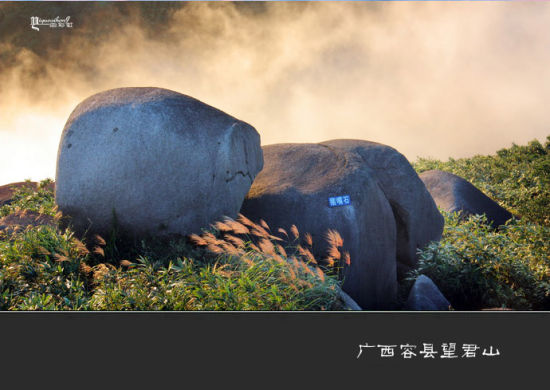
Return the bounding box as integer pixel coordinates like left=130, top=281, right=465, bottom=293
left=1, top=2, right=549, bottom=185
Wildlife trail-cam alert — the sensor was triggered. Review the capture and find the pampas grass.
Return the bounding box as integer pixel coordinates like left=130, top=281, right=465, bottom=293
left=189, top=214, right=351, bottom=299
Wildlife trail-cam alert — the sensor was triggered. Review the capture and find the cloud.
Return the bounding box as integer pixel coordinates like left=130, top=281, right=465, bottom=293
left=1, top=1, right=549, bottom=184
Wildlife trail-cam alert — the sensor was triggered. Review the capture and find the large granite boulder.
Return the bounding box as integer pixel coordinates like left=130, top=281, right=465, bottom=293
left=55, top=87, right=263, bottom=238
left=241, top=143, right=398, bottom=310
left=404, top=275, right=451, bottom=311
left=321, top=140, right=444, bottom=275
left=419, top=170, right=513, bottom=227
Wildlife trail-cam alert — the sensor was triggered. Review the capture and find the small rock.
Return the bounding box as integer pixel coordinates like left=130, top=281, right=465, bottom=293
left=405, top=275, right=451, bottom=311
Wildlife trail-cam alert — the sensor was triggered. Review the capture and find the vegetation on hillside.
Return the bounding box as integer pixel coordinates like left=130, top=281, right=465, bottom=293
left=407, top=212, right=549, bottom=310
left=0, top=181, right=343, bottom=310
left=410, top=136, right=550, bottom=310
left=414, top=136, right=550, bottom=226
left=0, top=136, right=548, bottom=310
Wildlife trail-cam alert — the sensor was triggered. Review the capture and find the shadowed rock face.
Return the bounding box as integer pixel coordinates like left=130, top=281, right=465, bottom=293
left=419, top=170, right=513, bottom=228
left=241, top=140, right=446, bottom=309
left=56, top=87, right=263, bottom=238
left=241, top=143, right=399, bottom=310
left=321, top=140, right=444, bottom=274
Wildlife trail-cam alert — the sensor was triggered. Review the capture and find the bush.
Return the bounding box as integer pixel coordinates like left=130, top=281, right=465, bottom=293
left=408, top=212, right=550, bottom=310
left=409, top=137, right=550, bottom=310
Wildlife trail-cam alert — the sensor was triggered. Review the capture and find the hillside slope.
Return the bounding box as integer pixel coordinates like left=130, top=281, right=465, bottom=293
left=409, top=136, right=550, bottom=310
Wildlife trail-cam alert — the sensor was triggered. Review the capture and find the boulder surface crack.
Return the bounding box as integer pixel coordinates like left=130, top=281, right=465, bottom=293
left=226, top=170, right=252, bottom=183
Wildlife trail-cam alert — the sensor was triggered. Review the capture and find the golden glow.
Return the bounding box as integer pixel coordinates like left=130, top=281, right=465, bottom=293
left=1, top=2, right=549, bottom=185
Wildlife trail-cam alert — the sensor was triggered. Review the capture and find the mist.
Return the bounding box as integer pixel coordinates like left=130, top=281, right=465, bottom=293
left=1, top=1, right=549, bottom=185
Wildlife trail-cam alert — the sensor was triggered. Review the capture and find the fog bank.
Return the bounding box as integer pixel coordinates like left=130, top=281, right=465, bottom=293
left=1, top=2, right=549, bottom=184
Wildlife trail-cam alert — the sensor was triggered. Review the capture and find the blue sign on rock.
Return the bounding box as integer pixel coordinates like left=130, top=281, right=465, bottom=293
left=328, top=195, right=351, bottom=207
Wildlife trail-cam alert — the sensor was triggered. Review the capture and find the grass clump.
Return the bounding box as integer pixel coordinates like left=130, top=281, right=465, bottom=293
left=0, top=179, right=56, bottom=218
left=0, top=183, right=344, bottom=310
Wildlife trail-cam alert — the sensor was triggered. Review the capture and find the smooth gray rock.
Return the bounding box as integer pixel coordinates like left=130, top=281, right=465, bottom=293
left=241, top=143, right=398, bottom=310
left=419, top=170, right=513, bottom=228
left=56, top=87, right=263, bottom=238
left=405, top=275, right=451, bottom=310
left=321, top=140, right=444, bottom=274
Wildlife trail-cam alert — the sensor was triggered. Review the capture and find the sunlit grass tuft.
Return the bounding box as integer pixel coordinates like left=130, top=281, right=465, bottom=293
left=0, top=184, right=345, bottom=310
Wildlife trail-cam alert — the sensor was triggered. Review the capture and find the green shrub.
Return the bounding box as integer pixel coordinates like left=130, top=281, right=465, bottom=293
left=409, top=212, right=550, bottom=310
left=409, top=136, right=550, bottom=310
